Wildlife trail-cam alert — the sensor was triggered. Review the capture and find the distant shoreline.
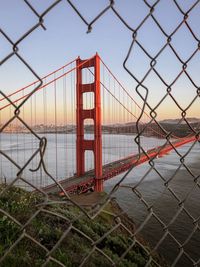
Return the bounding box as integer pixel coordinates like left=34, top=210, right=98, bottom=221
left=1, top=131, right=165, bottom=139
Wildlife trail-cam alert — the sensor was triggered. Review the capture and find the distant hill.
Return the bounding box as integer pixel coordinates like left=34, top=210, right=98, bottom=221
left=158, top=118, right=200, bottom=138
left=160, top=118, right=200, bottom=125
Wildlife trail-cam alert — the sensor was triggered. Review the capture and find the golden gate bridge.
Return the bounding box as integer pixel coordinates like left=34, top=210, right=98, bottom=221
left=0, top=54, right=198, bottom=194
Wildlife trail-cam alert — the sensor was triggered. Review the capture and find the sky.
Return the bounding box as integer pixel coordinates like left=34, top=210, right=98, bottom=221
left=1, top=0, right=200, bottom=123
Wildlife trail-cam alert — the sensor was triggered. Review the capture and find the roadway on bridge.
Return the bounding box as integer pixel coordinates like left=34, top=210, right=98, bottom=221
left=42, top=136, right=196, bottom=195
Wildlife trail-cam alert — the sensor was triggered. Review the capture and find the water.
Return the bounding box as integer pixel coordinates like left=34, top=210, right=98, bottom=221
left=0, top=133, right=164, bottom=186
left=0, top=133, right=200, bottom=266
left=105, top=141, right=200, bottom=266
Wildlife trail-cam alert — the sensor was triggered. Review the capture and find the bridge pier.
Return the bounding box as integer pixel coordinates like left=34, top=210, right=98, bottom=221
left=76, top=54, right=103, bottom=192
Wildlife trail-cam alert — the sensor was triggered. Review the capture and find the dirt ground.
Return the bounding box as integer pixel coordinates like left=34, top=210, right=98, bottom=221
left=70, top=191, right=107, bottom=207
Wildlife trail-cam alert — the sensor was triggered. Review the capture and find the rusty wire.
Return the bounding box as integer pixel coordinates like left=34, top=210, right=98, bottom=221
left=0, top=0, right=200, bottom=266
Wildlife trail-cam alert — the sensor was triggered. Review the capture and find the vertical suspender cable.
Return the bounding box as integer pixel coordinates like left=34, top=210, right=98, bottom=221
left=43, top=78, right=48, bottom=186
left=34, top=84, right=37, bottom=187
left=16, top=100, right=18, bottom=169
left=108, top=70, right=111, bottom=164
left=63, top=67, right=67, bottom=179
left=9, top=105, right=13, bottom=180
left=102, top=63, right=105, bottom=166
left=54, top=74, right=58, bottom=180
left=71, top=63, right=74, bottom=177
left=31, top=84, right=34, bottom=187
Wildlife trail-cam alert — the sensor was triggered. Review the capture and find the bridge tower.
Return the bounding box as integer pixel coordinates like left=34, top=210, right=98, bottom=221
left=76, top=54, right=103, bottom=192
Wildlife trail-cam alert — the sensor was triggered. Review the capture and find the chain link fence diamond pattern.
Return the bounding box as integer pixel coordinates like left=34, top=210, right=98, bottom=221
left=0, top=1, right=200, bottom=266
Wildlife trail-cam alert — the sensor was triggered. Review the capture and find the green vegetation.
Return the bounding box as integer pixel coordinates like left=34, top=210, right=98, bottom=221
left=0, top=186, right=165, bottom=266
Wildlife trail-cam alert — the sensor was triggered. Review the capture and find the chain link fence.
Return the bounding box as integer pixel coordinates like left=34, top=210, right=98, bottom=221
left=1, top=1, right=200, bottom=266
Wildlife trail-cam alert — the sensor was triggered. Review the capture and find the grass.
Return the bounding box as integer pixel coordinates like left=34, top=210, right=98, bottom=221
left=0, top=185, right=166, bottom=267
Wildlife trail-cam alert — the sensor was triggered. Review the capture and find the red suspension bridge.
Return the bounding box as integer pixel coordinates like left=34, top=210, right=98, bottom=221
left=0, top=54, right=198, bottom=194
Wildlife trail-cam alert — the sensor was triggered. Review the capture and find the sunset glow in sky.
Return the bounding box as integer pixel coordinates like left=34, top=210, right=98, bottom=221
left=1, top=0, right=200, bottom=124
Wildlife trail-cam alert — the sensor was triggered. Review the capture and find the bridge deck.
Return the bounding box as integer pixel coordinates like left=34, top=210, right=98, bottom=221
left=42, top=137, right=196, bottom=194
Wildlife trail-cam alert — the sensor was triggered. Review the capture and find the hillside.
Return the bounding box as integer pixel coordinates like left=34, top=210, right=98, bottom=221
left=0, top=185, right=167, bottom=267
